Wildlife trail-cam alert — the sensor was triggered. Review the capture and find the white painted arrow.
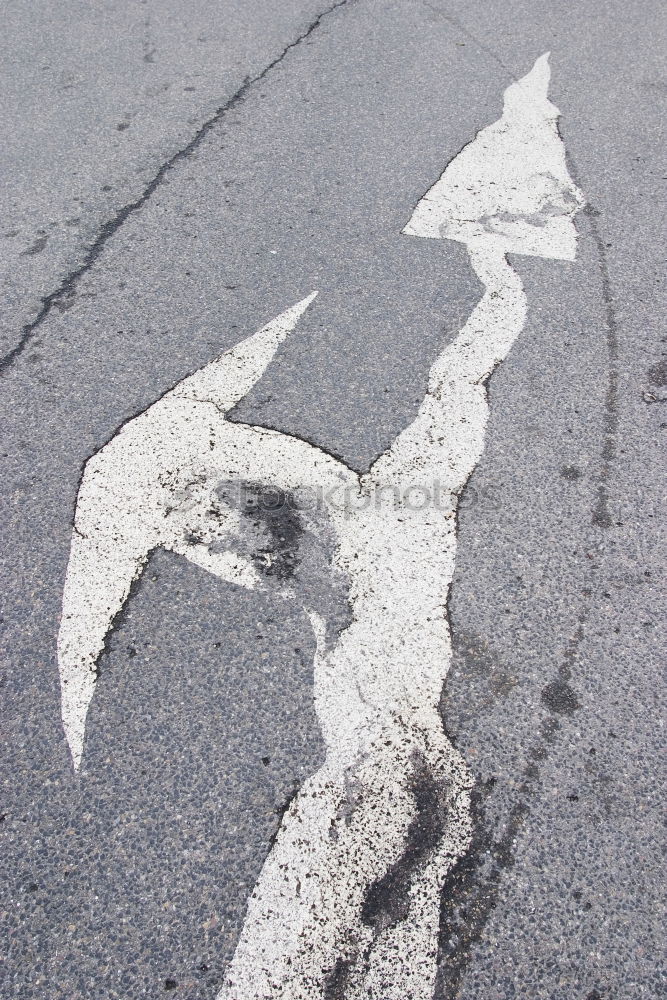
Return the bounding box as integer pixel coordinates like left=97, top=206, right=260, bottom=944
left=57, top=291, right=339, bottom=770
left=404, top=52, right=583, bottom=260
left=58, top=52, right=583, bottom=1000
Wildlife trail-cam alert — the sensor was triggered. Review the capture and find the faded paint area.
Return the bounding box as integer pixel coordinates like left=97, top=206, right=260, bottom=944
left=57, top=53, right=582, bottom=1000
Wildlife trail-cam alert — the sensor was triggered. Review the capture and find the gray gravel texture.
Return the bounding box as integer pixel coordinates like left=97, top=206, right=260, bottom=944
left=1, top=1, right=665, bottom=998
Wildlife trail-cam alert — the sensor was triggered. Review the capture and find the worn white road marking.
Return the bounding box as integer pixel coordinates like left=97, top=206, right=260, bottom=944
left=58, top=292, right=328, bottom=770
left=58, top=53, right=582, bottom=999
left=404, top=52, right=583, bottom=260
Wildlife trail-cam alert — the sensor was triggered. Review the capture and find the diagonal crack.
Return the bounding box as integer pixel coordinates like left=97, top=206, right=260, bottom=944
left=0, top=0, right=355, bottom=377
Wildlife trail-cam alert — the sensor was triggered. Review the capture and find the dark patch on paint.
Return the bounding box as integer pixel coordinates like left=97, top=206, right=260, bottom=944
left=267, top=784, right=299, bottom=851
left=561, top=464, right=582, bottom=480
left=184, top=529, right=204, bottom=546
left=361, top=757, right=447, bottom=933
left=475, top=181, right=580, bottom=233
left=331, top=774, right=364, bottom=836
left=216, top=475, right=353, bottom=640
left=647, top=359, right=667, bottom=387
left=323, top=956, right=355, bottom=1000
left=541, top=678, right=581, bottom=715
left=233, top=481, right=304, bottom=581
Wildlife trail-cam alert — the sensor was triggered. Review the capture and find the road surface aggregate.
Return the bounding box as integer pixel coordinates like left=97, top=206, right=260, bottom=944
left=0, top=1, right=664, bottom=998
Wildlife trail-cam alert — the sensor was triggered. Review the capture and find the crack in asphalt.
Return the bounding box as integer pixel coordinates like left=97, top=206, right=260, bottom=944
left=435, top=199, right=621, bottom=996
left=402, top=29, right=622, bottom=984
left=585, top=205, right=619, bottom=530
left=7, top=13, right=621, bottom=990
left=0, top=0, right=355, bottom=377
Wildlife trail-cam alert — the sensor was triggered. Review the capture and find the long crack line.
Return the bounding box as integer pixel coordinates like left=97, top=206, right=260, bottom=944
left=0, top=0, right=354, bottom=377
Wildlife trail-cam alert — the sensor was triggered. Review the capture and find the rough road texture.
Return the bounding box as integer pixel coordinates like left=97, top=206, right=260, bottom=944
left=0, top=1, right=664, bottom=998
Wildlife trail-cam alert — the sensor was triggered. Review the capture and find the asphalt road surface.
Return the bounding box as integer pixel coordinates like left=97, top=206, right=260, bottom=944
left=1, top=1, right=665, bottom=999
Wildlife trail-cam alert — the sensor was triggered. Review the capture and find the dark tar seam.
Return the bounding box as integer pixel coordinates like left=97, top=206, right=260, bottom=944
left=0, top=0, right=355, bottom=376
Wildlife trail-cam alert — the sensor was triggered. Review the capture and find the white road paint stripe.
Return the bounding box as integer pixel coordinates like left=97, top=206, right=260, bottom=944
left=57, top=53, right=582, bottom=998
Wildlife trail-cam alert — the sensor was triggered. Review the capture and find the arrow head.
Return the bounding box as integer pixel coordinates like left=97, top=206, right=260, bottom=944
left=403, top=53, right=585, bottom=261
